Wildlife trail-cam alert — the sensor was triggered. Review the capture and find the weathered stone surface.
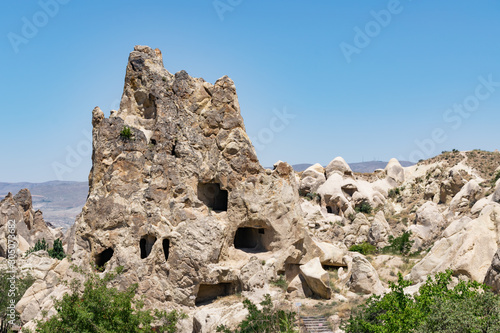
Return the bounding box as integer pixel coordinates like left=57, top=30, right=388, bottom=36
left=299, top=163, right=326, bottom=195
left=484, top=248, right=500, bottom=292
left=449, top=180, right=481, bottom=212
left=0, top=189, right=59, bottom=257
left=409, top=202, right=446, bottom=251
left=439, top=169, right=466, bottom=204
left=299, top=257, right=331, bottom=299
left=17, top=45, right=320, bottom=329
left=493, top=180, right=500, bottom=203
left=345, top=253, right=384, bottom=295
left=385, top=158, right=405, bottom=185
left=409, top=203, right=500, bottom=283
left=325, top=157, right=352, bottom=178
left=368, top=211, right=392, bottom=248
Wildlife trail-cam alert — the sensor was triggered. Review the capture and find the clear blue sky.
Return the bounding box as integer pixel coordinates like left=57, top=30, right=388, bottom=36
left=1, top=1, right=499, bottom=182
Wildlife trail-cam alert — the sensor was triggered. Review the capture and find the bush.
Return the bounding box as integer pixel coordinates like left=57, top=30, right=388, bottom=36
left=48, top=239, right=65, bottom=260
left=355, top=202, right=372, bottom=214
left=492, top=170, right=500, bottom=186
left=270, top=275, right=288, bottom=291
left=26, top=239, right=48, bottom=256
left=388, top=187, right=403, bottom=199
left=31, top=266, right=185, bottom=333
left=26, top=238, right=65, bottom=260
left=216, top=294, right=297, bottom=333
left=120, top=126, right=133, bottom=139
left=304, top=192, right=320, bottom=203
left=382, top=231, right=414, bottom=256
left=349, top=242, right=377, bottom=256
left=341, top=270, right=500, bottom=333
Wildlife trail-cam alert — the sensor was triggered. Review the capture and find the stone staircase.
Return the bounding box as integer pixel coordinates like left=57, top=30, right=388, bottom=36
left=300, top=316, right=334, bottom=333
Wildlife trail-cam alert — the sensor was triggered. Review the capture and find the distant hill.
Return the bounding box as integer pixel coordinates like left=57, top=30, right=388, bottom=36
left=289, top=161, right=415, bottom=173
left=0, top=181, right=88, bottom=230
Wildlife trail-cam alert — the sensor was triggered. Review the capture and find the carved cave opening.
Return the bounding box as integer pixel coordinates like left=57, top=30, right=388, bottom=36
left=195, top=283, right=236, bottom=306
left=197, top=183, right=228, bottom=211
left=163, top=239, right=170, bottom=261
left=140, top=235, right=157, bottom=259
left=95, top=248, right=114, bottom=268
left=134, top=91, right=157, bottom=119
left=234, top=227, right=273, bottom=252
left=0, top=246, right=5, bottom=258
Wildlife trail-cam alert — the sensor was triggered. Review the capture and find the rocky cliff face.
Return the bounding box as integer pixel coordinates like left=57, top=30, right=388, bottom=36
left=66, top=45, right=312, bottom=308
left=0, top=189, right=62, bottom=257
left=9, top=46, right=500, bottom=332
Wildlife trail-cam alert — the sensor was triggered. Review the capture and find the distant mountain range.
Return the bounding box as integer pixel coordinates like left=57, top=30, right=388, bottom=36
left=0, top=161, right=413, bottom=229
left=0, top=181, right=88, bottom=230
left=289, top=161, right=414, bottom=173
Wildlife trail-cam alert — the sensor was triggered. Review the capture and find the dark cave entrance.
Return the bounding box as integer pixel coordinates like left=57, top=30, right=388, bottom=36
left=197, top=183, right=228, bottom=211
left=195, top=283, right=236, bottom=306
left=95, top=248, right=114, bottom=269
left=140, top=235, right=157, bottom=259
left=163, top=239, right=170, bottom=261
left=234, top=227, right=272, bottom=252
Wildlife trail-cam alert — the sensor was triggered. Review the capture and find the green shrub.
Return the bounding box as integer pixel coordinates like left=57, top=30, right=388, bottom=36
left=452, top=148, right=459, bottom=153
left=492, top=170, right=500, bottom=186
left=382, top=231, right=414, bottom=256
left=388, top=187, right=403, bottom=199
left=120, top=126, right=133, bottom=139
left=216, top=294, right=297, bottom=333
left=349, top=242, right=377, bottom=255
left=25, top=239, right=48, bottom=256
left=304, top=192, right=320, bottom=202
left=26, top=238, right=65, bottom=260
left=355, top=202, right=372, bottom=214
left=48, top=239, right=65, bottom=260
left=341, top=270, right=500, bottom=333
left=270, top=275, right=288, bottom=291
left=31, top=266, right=185, bottom=333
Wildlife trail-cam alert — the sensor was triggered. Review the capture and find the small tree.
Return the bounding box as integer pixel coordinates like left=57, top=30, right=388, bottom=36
left=25, top=239, right=49, bottom=256
left=31, top=266, right=185, bottom=333
left=48, top=239, right=65, bottom=260
left=355, top=202, right=372, bottom=214
left=382, top=231, right=414, bottom=256
left=120, top=126, right=133, bottom=139
left=341, top=269, right=500, bottom=333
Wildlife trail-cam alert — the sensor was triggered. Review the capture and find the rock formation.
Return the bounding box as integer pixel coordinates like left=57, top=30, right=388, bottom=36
left=7, top=46, right=500, bottom=332
left=0, top=189, right=62, bottom=257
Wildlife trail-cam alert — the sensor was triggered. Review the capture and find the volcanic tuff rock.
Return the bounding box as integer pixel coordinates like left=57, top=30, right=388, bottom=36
left=15, top=45, right=357, bottom=331
left=0, top=189, right=62, bottom=257
left=10, top=45, right=500, bottom=331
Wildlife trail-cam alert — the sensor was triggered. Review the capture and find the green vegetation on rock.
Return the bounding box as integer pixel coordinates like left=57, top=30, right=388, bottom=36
left=342, top=269, right=500, bottom=333
left=349, top=242, right=377, bottom=255
left=28, top=266, right=185, bottom=333
left=216, top=294, right=297, bottom=333
left=26, top=238, right=65, bottom=260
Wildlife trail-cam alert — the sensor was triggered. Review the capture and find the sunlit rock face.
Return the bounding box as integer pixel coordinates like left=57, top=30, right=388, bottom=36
left=69, top=45, right=310, bottom=307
